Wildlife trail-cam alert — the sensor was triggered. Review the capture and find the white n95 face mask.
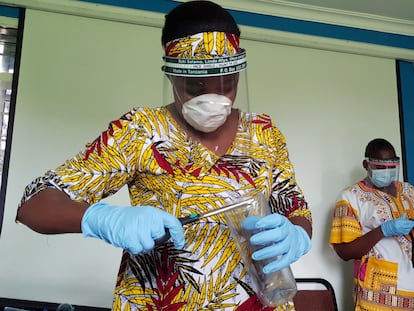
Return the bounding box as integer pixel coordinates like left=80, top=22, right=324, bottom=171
left=182, top=93, right=232, bottom=133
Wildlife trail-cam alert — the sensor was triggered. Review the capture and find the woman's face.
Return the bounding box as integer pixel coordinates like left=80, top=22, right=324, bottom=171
left=170, top=73, right=239, bottom=106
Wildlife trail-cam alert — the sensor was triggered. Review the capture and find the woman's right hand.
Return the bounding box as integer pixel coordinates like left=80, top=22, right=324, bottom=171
left=81, top=202, right=185, bottom=254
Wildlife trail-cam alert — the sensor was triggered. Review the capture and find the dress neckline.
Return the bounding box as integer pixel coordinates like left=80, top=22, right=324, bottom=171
left=161, top=106, right=244, bottom=157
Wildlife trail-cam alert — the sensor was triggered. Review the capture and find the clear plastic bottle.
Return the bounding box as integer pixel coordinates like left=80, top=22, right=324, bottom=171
left=224, top=193, right=297, bottom=307
left=251, top=256, right=297, bottom=306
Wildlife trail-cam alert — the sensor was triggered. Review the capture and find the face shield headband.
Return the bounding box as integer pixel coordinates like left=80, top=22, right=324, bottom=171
left=365, top=157, right=400, bottom=167
left=162, top=32, right=247, bottom=77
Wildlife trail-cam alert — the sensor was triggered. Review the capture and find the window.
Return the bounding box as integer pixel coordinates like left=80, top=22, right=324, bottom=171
left=0, top=27, right=16, bottom=186
left=0, top=7, right=22, bottom=234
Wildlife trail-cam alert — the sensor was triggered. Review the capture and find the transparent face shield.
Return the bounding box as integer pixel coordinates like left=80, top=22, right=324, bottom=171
left=366, top=157, right=400, bottom=188
left=162, top=49, right=250, bottom=113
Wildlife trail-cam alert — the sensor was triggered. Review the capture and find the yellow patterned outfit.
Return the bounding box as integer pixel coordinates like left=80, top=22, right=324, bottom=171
left=330, top=180, right=414, bottom=310
left=20, top=107, right=311, bottom=311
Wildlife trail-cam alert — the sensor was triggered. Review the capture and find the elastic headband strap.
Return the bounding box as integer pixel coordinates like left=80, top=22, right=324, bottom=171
left=164, top=31, right=240, bottom=58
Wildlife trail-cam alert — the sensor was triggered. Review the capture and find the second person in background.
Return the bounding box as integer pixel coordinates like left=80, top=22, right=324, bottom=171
left=330, top=138, right=414, bottom=310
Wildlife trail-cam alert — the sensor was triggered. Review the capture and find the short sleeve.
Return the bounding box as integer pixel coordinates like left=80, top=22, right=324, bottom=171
left=329, top=191, right=362, bottom=245
left=19, top=108, right=143, bottom=206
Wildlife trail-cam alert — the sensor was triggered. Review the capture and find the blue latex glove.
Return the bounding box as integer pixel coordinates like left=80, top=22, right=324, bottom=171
left=242, top=213, right=312, bottom=274
left=381, top=213, right=414, bottom=237
left=81, top=202, right=185, bottom=254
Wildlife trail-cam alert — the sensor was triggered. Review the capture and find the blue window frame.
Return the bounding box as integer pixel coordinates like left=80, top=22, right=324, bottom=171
left=397, top=61, right=414, bottom=183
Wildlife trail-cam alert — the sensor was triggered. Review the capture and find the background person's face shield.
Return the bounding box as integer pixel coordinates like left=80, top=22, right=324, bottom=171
left=161, top=32, right=250, bottom=113
left=366, top=157, right=400, bottom=187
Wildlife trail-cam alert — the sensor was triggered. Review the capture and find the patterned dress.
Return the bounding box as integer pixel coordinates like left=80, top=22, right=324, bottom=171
left=330, top=180, right=414, bottom=310
left=20, top=106, right=311, bottom=311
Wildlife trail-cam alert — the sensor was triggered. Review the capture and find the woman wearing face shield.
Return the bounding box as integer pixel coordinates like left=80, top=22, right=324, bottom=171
left=16, top=1, right=312, bottom=310
left=330, top=138, right=414, bottom=310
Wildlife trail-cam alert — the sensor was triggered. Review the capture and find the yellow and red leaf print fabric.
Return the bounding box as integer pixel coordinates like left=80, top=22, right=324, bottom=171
left=20, top=106, right=311, bottom=311
left=165, top=32, right=239, bottom=59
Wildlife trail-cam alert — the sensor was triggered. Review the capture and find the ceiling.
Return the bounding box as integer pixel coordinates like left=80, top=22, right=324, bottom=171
left=281, top=0, right=414, bottom=22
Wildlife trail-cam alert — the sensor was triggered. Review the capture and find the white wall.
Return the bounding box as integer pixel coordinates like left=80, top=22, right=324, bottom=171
left=0, top=8, right=401, bottom=311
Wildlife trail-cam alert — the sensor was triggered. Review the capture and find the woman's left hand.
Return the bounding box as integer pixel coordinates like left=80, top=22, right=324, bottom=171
left=243, top=213, right=312, bottom=274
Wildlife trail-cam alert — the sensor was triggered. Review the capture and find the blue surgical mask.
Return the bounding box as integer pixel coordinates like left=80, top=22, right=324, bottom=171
left=369, top=168, right=398, bottom=188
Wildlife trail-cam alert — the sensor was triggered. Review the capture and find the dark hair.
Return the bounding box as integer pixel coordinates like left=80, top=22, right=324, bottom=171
left=364, top=138, right=396, bottom=158
left=161, top=0, right=240, bottom=45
